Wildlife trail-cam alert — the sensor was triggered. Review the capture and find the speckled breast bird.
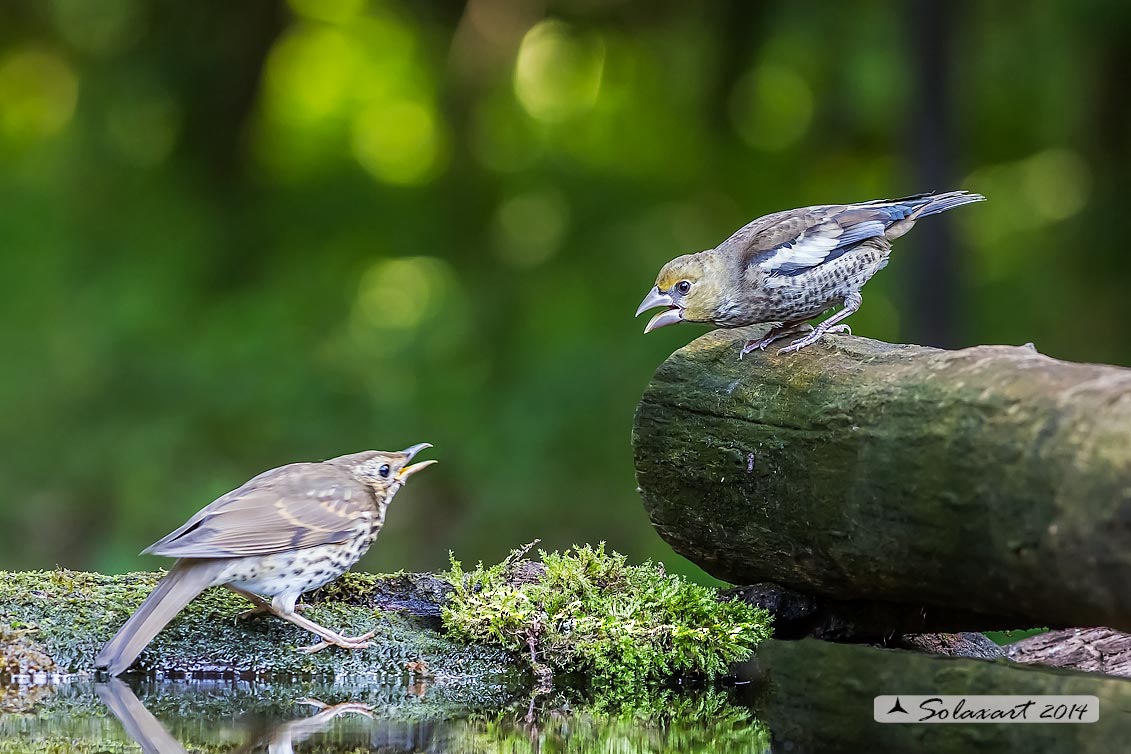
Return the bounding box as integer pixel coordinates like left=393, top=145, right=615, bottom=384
left=95, top=444, right=435, bottom=676
left=635, top=191, right=985, bottom=355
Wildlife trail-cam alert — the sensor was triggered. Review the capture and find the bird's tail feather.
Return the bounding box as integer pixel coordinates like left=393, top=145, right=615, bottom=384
left=95, top=560, right=223, bottom=676
left=95, top=679, right=189, bottom=754
left=909, top=190, right=986, bottom=219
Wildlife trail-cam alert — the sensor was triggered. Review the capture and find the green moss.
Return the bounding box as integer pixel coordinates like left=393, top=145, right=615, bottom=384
left=441, top=543, right=772, bottom=699
left=0, top=569, right=516, bottom=681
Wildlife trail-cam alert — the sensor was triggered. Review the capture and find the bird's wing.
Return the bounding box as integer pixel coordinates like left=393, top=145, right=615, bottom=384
left=727, top=193, right=967, bottom=281
left=729, top=206, right=886, bottom=280
left=143, top=463, right=374, bottom=558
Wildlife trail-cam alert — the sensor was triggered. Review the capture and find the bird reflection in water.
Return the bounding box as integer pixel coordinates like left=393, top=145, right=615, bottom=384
left=96, top=678, right=377, bottom=754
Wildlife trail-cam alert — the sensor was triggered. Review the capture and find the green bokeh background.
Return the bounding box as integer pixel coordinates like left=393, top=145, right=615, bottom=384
left=1, top=1, right=1128, bottom=580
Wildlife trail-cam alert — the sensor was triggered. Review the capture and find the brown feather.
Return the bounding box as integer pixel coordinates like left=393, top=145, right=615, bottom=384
left=144, top=464, right=375, bottom=558
left=95, top=559, right=227, bottom=676
left=96, top=679, right=189, bottom=754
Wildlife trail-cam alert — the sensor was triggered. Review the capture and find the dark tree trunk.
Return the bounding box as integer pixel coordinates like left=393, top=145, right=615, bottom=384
left=905, top=0, right=962, bottom=347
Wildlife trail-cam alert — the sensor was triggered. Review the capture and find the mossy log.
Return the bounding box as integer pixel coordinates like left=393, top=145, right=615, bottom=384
left=0, top=569, right=516, bottom=682
left=633, top=328, right=1131, bottom=630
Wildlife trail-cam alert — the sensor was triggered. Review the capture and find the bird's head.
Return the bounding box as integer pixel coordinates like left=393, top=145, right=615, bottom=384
left=332, top=443, right=436, bottom=499
left=635, top=251, right=726, bottom=332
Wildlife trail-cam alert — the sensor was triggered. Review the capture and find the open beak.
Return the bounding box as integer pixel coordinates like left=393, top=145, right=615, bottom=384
left=398, top=442, right=437, bottom=481
left=635, top=286, right=683, bottom=333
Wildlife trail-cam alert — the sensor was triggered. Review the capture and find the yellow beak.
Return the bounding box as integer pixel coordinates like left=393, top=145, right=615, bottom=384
left=398, top=443, right=437, bottom=481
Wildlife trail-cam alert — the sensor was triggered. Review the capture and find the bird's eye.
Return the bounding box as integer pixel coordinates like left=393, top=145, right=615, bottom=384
left=378, top=464, right=391, bottom=478
left=677, top=280, right=691, bottom=294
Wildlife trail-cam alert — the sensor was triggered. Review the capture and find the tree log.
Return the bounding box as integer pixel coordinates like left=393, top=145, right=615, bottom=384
left=1008, top=628, right=1131, bottom=677
left=633, top=328, right=1131, bottom=630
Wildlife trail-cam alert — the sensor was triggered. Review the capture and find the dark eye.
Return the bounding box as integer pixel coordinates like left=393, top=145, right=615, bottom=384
left=677, top=280, right=691, bottom=294
left=378, top=464, right=391, bottom=478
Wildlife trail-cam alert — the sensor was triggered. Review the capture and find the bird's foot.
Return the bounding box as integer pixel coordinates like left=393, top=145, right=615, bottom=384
left=778, top=323, right=851, bottom=354
left=299, top=630, right=376, bottom=654
left=739, top=323, right=812, bottom=358
left=740, top=336, right=775, bottom=358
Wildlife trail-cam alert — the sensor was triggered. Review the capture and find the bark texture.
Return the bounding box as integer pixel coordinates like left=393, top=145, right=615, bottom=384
left=633, top=328, right=1131, bottom=630
left=1008, top=628, right=1131, bottom=677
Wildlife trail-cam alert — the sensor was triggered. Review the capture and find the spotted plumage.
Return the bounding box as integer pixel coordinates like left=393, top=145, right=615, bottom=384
left=95, top=444, right=436, bottom=676
left=636, top=191, right=985, bottom=354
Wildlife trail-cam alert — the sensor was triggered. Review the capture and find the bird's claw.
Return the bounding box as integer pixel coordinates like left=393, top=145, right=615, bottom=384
left=740, top=323, right=814, bottom=358
left=778, top=323, right=851, bottom=353
left=739, top=338, right=772, bottom=358
left=299, top=630, right=376, bottom=654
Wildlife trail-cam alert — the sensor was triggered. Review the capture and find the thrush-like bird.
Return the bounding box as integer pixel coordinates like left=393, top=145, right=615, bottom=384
left=95, top=444, right=436, bottom=676
left=635, top=191, right=985, bottom=354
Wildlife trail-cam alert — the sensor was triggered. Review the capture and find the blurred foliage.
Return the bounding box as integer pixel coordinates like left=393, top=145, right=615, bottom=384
left=0, top=1, right=1129, bottom=577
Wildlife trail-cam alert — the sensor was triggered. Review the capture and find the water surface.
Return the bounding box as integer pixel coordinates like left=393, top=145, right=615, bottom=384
left=5, top=639, right=1131, bottom=753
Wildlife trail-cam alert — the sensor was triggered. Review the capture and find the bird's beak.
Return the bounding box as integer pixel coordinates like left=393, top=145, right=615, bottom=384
left=635, top=286, right=683, bottom=333
left=398, top=443, right=437, bottom=481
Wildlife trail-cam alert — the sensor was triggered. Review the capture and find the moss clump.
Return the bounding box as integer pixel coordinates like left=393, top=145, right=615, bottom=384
left=441, top=543, right=772, bottom=697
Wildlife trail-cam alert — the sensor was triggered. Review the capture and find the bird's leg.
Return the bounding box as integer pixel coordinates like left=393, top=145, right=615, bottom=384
left=298, top=698, right=375, bottom=719
left=227, top=585, right=273, bottom=619
left=740, top=320, right=812, bottom=358
left=263, top=596, right=376, bottom=653
left=228, top=585, right=308, bottom=620
left=266, top=699, right=375, bottom=751
left=779, top=293, right=861, bottom=354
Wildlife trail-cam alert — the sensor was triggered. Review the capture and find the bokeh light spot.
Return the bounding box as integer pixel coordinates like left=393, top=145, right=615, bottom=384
left=356, top=256, right=454, bottom=333
left=351, top=100, right=446, bottom=185
left=0, top=48, right=78, bottom=146
left=514, top=20, right=606, bottom=123
left=492, top=188, right=570, bottom=268
left=264, top=26, right=361, bottom=127
left=729, top=63, right=813, bottom=151
left=1022, top=148, right=1090, bottom=221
